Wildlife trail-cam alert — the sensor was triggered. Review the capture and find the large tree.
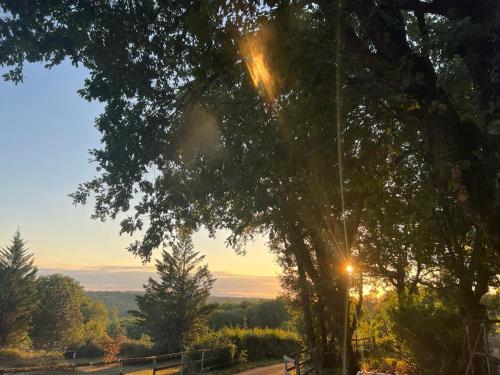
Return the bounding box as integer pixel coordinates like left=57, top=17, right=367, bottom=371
left=132, top=229, right=215, bottom=352
left=0, top=231, right=38, bottom=346
left=31, top=274, right=86, bottom=349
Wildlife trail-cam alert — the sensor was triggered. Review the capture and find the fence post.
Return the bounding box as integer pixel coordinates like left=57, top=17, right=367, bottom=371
left=200, top=350, right=205, bottom=374
left=73, top=365, right=77, bottom=375
left=119, top=359, right=123, bottom=375
left=295, top=355, right=301, bottom=375
left=152, top=357, right=157, bottom=375
left=481, top=323, right=492, bottom=375
left=180, top=352, right=184, bottom=375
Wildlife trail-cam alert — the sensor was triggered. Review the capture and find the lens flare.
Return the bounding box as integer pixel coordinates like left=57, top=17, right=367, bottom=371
left=239, top=29, right=276, bottom=103
left=345, top=264, right=353, bottom=275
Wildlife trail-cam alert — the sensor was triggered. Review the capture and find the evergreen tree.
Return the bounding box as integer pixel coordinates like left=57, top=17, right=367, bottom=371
left=31, top=274, right=85, bottom=349
left=0, top=231, right=38, bottom=346
left=132, top=229, right=215, bottom=351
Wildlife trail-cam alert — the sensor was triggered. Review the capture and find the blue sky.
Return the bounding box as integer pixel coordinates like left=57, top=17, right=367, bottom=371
left=0, top=62, right=279, bottom=296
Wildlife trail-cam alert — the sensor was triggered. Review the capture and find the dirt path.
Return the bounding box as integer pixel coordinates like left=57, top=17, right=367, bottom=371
left=238, top=363, right=283, bottom=375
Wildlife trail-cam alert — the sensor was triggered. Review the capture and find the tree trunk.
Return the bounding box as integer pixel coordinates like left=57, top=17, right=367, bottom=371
left=297, top=259, right=316, bottom=350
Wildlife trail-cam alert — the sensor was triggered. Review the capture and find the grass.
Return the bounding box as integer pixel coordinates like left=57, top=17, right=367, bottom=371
left=0, top=347, right=63, bottom=368
left=12, top=363, right=180, bottom=375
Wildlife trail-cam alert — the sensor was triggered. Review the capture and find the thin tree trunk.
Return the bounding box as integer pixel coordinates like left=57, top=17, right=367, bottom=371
left=297, top=259, right=316, bottom=350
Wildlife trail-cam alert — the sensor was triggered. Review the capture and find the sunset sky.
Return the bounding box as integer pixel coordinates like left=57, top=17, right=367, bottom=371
left=0, top=62, right=281, bottom=297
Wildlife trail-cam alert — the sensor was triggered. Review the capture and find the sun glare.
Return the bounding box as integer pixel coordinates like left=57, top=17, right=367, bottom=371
left=345, top=264, right=353, bottom=275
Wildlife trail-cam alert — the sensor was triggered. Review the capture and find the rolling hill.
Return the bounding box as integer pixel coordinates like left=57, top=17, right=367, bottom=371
left=86, top=291, right=268, bottom=317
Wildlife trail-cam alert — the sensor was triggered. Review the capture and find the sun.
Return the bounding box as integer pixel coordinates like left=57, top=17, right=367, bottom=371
left=345, top=264, right=353, bottom=275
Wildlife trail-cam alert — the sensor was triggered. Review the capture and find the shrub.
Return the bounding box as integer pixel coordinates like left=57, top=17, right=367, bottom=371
left=389, top=294, right=462, bottom=375
left=76, top=340, right=105, bottom=358
left=120, top=337, right=153, bottom=357
left=194, top=327, right=301, bottom=362
left=0, top=347, right=63, bottom=364
left=103, top=335, right=122, bottom=362
left=189, top=336, right=237, bottom=371
left=0, top=348, right=26, bottom=359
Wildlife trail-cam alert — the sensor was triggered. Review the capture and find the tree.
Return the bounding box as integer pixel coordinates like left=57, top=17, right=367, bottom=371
left=31, top=274, right=85, bottom=349
left=0, top=231, right=38, bottom=346
left=132, top=229, right=215, bottom=352
left=81, top=297, right=109, bottom=343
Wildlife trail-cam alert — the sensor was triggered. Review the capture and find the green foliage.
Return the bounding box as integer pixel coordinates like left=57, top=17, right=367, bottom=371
left=195, top=327, right=300, bottom=362
left=356, top=293, right=396, bottom=354
left=119, top=335, right=153, bottom=357
left=482, top=291, right=500, bottom=319
left=81, top=298, right=109, bottom=342
left=75, top=336, right=153, bottom=358
left=190, top=335, right=238, bottom=369
left=76, top=339, right=105, bottom=358
left=389, top=293, right=462, bottom=375
left=357, top=291, right=466, bottom=375
left=132, top=229, right=215, bottom=352
left=0, top=231, right=38, bottom=346
left=118, top=317, right=146, bottom=340
left=31, top=274, right=86, bottom=349
left=208, top=299, right=290, bottom=330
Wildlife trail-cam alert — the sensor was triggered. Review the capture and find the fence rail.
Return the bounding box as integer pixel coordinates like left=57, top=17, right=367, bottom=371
left=0, top=348, right=223, bottom=374
left=283, top=348, right=319, bottom=375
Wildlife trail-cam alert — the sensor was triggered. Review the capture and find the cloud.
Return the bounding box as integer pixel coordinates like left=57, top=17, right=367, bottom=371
left=38, top=267, right=281, bottom=298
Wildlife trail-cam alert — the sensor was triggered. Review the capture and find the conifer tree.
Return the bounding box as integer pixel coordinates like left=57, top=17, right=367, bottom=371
left=0, top=231, right=38, bottom=346
left=132, top=229, right=215, bottom=351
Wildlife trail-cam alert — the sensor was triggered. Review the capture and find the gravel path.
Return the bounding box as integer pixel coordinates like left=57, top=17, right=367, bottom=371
left=238, top=363, right=284, bottom=375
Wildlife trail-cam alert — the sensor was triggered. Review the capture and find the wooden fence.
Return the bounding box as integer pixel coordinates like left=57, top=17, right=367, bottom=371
left=0, top=348, right=223, bottom=374
left=283, top=348, right=319, bottom=375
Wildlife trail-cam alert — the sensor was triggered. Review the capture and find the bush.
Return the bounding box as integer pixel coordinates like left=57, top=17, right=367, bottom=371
left=362, top=356, right=412, bottom=374
left=189, top=336, right=237, bottom=371
left=194, top=327, right=301, bottom=362
left=120, top=337, right=153, bottom=357
left=76, top=340, right=105, bottom=358
left=390, top=294, right=462, bottom=375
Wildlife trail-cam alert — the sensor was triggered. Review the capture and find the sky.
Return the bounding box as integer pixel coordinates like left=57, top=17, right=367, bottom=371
left=0, top=62, right=281, bottom=297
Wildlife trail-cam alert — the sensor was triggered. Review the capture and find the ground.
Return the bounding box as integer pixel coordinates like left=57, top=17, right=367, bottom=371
left=0, top=360, right=284, bottom=375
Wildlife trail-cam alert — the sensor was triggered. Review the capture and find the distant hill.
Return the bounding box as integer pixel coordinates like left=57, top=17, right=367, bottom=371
left=86, top=291, right=269, bottom=317
left=86, top=291, right=143, bottom=317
